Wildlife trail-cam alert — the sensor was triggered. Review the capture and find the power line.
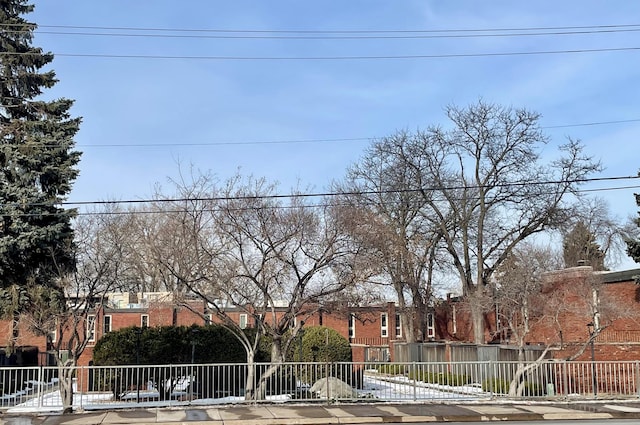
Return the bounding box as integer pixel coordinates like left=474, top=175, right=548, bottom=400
left=4, top=181, right=640, bottom=218
left=70, top=118, right=640, bottom=148
left=2, top=175, right=636, bottom=210
left=7, top=27, right=637, bottom=40
left=0, top=117, right=637, bottom=149
left=542, top=119, right=640, bottom=129
left=69, top=175, right=640, bottom=206
left=75, top=137, right=372, bottom=148
left=1, top=46, right=639, bottom=61
left=3, top=22, right=638, bottom=34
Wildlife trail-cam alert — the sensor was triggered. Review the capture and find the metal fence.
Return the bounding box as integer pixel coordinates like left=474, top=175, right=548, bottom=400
left=2, top=360, right=640, bottom=412
left=394, top=343, right=549, bottom=363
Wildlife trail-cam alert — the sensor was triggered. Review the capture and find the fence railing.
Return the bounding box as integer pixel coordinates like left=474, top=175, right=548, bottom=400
left=2, top=360, right=640, bottom=412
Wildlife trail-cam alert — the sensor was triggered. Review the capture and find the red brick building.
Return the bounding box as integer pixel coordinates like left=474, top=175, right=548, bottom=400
left=2, top=266, right=640, bottom=367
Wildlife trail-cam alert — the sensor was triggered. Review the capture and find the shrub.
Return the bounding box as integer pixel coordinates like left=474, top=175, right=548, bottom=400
left=92, top=324, right=269, bottom=399
left=482, top=378, right=509, bottom=394
left=375, top=363, right=409, bottom=375
left=411, top=371, right=472, bottom=386
left=522, top=381, right=544, bottom=396
left=481, top=378, right=544, bottom=396
left=93, top=324, right=267, bottom=365
left=286, top=326, right=352, bottom=386
left=288, top=326, right=352, bottom=363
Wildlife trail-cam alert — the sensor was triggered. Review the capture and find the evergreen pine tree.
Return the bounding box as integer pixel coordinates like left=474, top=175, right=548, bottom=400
left=562, top=221, right=605, bottom=271
left=0, top=2, right=81, bottom=299
left=627, top=190, right=640, bottom=264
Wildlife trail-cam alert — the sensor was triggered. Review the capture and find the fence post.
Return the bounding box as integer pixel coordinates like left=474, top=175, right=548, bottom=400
left=412, top=362, right=417, bottom=402
left=325, top=361, right=330, bottom=403
left=562, top=361, right=569, bottom=400
left=636, top=361, right=640, bottom=398
left=491, top=360, right=497, bottom=399
left=37, top=365, right=43, bottom=409
left=78, top=365, right=83, bottom=410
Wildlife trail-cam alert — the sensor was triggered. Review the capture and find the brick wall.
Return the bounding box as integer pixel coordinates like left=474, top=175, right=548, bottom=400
left=8, top=266, right=639, bottom=368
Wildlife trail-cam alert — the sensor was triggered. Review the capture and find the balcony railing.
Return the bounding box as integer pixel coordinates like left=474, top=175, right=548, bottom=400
left=2, top=359, right=639, bottom=412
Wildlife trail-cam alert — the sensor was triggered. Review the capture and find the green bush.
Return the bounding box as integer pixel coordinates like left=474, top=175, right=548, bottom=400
left=481, top=378, right=543, bottom=396
left=93, top=324, right=269, bottom=366
left=375, top=364, right=409, bottom=375
left=286, top=326, right=353, bottom=386
left=92, top=324, right=270, bottom=399
left=410, top=371, right=471, bottom=386
left=522, top=381, right=544, bottom=396
left=482, top=378, right=509, bottom=394
left=288, top=326, right=352, bottom=363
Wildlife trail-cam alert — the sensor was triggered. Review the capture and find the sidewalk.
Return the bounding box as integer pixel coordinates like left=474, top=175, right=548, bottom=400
left=4, top=401, right=640, bottom=425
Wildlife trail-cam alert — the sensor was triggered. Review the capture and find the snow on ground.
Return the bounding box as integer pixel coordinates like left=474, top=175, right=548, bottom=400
left=359, top=374, right=486, bottom=401
left=6, top=373, right=486, bottom=413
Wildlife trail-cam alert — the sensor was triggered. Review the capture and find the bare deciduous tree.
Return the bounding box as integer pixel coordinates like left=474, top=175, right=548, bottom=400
left=149, top=173, right=366, bottom=399
left=23, top=210, right=130, bottom=412
left=395, top=100, right=601, bottom=343
left=336, top=131, right=445, bottom=342
left=492, top=244, right=560, bottom=396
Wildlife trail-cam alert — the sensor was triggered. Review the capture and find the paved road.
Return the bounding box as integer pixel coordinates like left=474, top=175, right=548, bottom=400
left=3, top=401, right=640, bottom=424
left=417, top=421, right=640, bottom=425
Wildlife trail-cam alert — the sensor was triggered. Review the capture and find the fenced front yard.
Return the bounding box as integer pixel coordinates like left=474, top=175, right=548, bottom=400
left=2, top=360, right=640, bottom=412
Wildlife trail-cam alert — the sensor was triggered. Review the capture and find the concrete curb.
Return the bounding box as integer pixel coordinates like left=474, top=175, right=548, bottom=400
left=4, top=401, right=640, bottom=424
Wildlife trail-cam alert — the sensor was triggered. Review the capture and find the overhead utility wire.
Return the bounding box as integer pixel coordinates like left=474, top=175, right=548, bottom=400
left=543, top=119, right=640, bottom=129
left=27, top=175, right=640, bottom=207
left=11, top=27, right=640, bottom=40
left=6, top=183, right=640, bottom=218
left=2, top=22, right=639, bottom=33
left=2, top=47, right=639, bottom=61
left=73, top=118, right=640, bottom=147
left=0, top=118, right=637, bottom=148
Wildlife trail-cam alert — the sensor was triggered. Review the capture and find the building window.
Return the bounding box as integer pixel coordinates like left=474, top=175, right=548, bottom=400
left=348, top=313, right=356, bottom=339
left=87, top=315, right=96, bottom=342
left=103, top=315, right=112, bottom=334
left=380, top=313, right=388, bottom=338
left=239, top=314, right=248, bottom=329
left=47, top=329, right=56, bottom=350
left=395, top=313, right=402, bottom=338
left=426, top=313, right=435, bottom=339
left=452, top=305, right=457, bottom=335
left=205, top=313, right=213, bottom=325
left=365, top=347, right=390, bottom=362
left=141, top=314, right=149, bottom=328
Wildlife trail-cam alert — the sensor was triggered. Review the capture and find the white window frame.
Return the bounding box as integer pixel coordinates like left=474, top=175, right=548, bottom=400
left=380, top=313, right=388, bottom=338
left=239, top=313, right=248, bottom=329
left=48, top=329, right=57, bottom=344
left=141, top=314, right=149, bottom=328
left=87, top=314, right=96, bottom=342
left=395, top=313, right=402, bottom=338
left=348, top=313, right=356, bottom=339
left=426, top=312, right=435, bottom=339
left=205, top=313, right=213, bottom=325
left=103, top=315, right=112, bottom=334
left=452, top=305, right=457, bottom=335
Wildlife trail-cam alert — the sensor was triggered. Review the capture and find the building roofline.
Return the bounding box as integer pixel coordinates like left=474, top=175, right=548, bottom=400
left=598, top=268, right=640, bottom=284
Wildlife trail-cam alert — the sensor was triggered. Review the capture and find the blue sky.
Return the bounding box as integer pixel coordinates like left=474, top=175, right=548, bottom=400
left=29, top=1, right=640, bottom=268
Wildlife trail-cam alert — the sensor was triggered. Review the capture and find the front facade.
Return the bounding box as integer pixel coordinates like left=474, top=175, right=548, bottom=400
left=2, top=266, right=640, bottom=367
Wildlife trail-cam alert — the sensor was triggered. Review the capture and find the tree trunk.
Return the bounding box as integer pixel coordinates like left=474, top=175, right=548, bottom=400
left=58, top=363, right=75, bottom=413
left=253, top=339, right=287, bottom=401
left=253, top=361, right=282, bottom=401
left=470, top=303, right=485, bottom=344
left=243, top=350, right=257, bottom=401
